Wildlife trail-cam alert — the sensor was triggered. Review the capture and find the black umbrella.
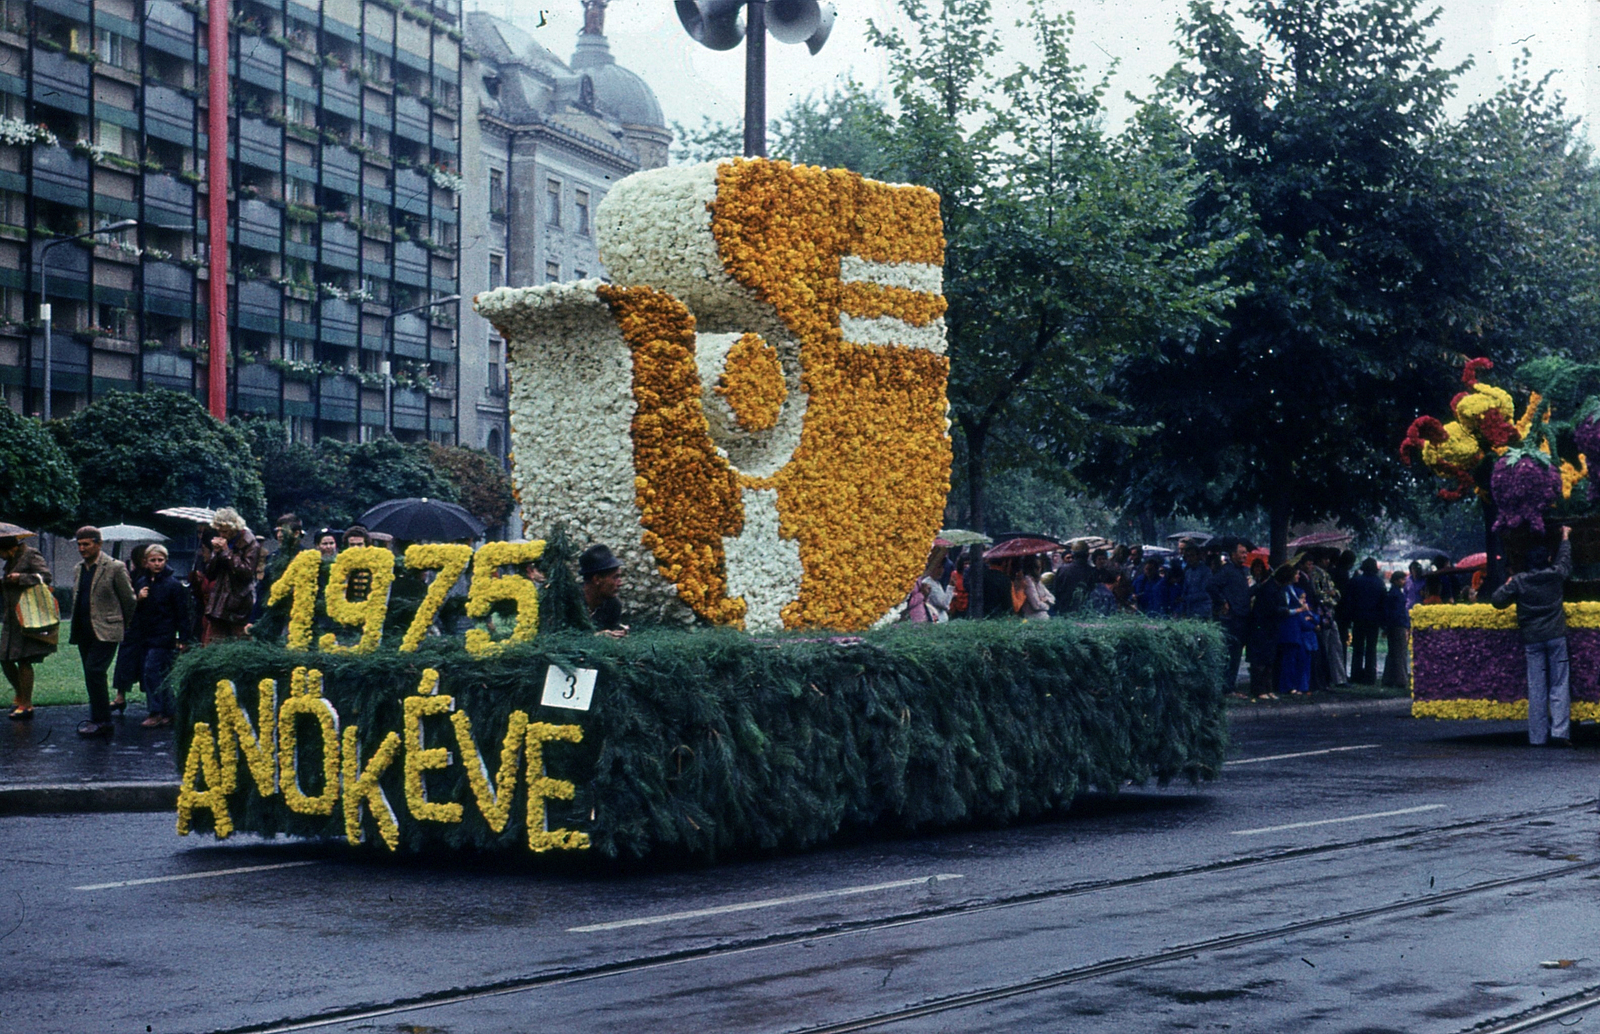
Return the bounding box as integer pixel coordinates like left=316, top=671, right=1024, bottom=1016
left=356, top=498, right=485, bottom=543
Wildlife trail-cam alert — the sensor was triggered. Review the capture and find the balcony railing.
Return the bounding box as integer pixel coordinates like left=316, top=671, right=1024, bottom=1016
left=238, top=117, right=282, bottom=171
left=394, top=168, right=429, bottom=215
left=31, top=145, right=89, bottom=205
left=145, top=86, right=195, bottom=143
left=237, top=35, right=282, bottom=88
left=32, top=49, right=90, bottom=113
left=142, top=173, right=194, bottom=228
left=320, top=220, right=359, bottom=270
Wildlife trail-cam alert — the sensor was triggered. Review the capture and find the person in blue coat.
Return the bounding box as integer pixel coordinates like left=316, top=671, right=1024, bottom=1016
left=1275, top=564, right=1318, bottom=695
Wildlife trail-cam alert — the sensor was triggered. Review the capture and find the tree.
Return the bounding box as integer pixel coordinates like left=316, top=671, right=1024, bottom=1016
left=323, top=437, right=457, bottom=522
left=56, top=389, right=265, bottom=527
left=0, top=405, right=78, bottom=531
left=870, top=1, right=1237, bottom=536
left=1078, top=0, right=1600, bottom=562
left=671, top=79, right=902, bottom=179
left=427, top=443, right=514, bottom=533
left=233, top=417, right=350, bottom=529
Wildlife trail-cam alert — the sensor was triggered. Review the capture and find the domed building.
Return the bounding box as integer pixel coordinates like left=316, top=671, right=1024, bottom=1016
left=457, top=1, right=672, bottom=463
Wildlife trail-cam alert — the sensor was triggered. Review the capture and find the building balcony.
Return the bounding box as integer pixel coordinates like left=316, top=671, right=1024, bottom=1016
left=394, top=168, right=429, bottom=215
left=320, top=220, right=359, bottom=271
left=145, top=1, right=195, bottom=57
left=393, top=388, right=427, bottom=431
left=392, top=312, right=428, bottom=358
left=319, top=297, right=359, bottom=345
left=236, top=361, right=282, bottom=413
left=144, top=86, right=195, bottom=144
left=30, top=145, right=89, bottom=206
left=142, top=261, right=194, bottom=316
left=236, top=198, right=281, bottom=250
left=320, top=144, right=361, bottom=194
left=237, top=35, right=282, bottom=89
left=142, top=349, right=194, bottom=391
left=394, top=241, right=428, bottom=286
left=237, top=280, right=281, bottom=333
left=318, top=372, right=358, bottom=421
left=142, top=172, right=194, bottom=228
left=395, top=94, right=429, bottom=142
left=321, top=68, right=360, bottom=117
left=32, top=48, right=90, bottom=115
left=237, top=117, right=282, bottom=171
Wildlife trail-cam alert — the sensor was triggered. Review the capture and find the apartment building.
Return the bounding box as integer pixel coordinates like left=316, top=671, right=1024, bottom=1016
left=0, top=0, right=465, bottom=443
left=456, top=1, right=669, bottom=461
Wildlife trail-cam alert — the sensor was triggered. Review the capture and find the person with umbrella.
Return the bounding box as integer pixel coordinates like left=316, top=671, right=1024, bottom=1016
left=199, top=508, right=264, bottom=643
left=0, top=526, right=54, bottom=720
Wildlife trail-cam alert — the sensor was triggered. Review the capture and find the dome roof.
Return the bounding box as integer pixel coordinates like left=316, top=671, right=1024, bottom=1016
left=570, top=28, right=665, bottom=129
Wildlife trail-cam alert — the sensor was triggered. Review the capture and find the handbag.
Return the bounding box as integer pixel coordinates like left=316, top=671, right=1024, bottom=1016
left=15, top=582, right=60, bottom=644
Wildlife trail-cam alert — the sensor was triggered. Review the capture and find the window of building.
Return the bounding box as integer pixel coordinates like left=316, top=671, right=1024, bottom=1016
left=362, top=125, right=389, bottom=155
left=363, top=51, right=390, bottom=80
left=286, top=95, right=313, bottom=127
left=574, top=268, right=587, bottom=280
left=0, top=189, right=24, bottom=229
left=94, top=28, right=139, bottom=72
left=574, top=189, right=590, bottom=236
left=545, top=261, right=560, bottom=283
left=286, top=175, right=316, bottom=205
left=488, top=252, right=504, bottom=289
left=361, top=198, right=389, bottom=228
left=545, top=179, right=561, bottom=227
left=95, top=121, right=137, bottom=159
left=488, top=168, right=505, bottom=214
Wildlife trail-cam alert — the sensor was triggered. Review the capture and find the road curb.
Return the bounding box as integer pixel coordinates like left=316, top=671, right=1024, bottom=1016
left=0, top=781, right=178, bottom=815
left=1227, top=696, right=1414, bottom=722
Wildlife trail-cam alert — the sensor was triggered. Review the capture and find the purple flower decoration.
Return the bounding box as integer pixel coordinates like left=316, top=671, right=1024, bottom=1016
left=1490, top=452, right=1561, bottom=534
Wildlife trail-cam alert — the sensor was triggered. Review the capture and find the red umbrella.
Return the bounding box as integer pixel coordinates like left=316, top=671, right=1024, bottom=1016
left=1455, top=552, right=1487, bottom=570
left=984, top=536, right=1063, bottom=559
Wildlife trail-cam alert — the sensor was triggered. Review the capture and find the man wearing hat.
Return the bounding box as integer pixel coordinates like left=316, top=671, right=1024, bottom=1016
left=579, top=543, right=628, bottom=638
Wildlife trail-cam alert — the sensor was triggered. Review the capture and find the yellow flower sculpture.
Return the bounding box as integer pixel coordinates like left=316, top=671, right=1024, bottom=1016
left=476, top=158, right=952, bottom=631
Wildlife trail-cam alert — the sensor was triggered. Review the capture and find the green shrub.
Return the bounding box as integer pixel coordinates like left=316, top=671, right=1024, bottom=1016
left=172, top=618, right=1227, bottom=861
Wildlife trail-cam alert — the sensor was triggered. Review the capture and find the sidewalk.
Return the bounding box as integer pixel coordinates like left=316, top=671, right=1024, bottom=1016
left=0, top=704, right=180, bottom=814
left=1225, top=685, right=1414, bottom=721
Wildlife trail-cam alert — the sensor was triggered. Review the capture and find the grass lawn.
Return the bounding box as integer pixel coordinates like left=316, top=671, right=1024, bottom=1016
left=7, top=621, right=95, bottom=707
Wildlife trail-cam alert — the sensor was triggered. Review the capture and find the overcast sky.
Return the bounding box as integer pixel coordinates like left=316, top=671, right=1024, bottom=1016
left=480, top=1, right=1598, bottom=142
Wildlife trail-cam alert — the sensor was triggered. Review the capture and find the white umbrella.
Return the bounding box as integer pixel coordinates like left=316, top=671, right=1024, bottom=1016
left=156, top=506, right=217, bottom=523
left=98, top=524, right=168, bottom=543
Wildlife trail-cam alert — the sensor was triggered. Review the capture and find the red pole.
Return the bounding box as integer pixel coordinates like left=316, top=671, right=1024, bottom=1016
left=206, top=0, right=229, bottom=419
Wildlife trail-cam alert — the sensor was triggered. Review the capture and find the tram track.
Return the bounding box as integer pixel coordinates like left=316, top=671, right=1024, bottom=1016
left=1468, top=987, right=1600, bottom=1034
left=215, top=798, right=1595, bottom=1034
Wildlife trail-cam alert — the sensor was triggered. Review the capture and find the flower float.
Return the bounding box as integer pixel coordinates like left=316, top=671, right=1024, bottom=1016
left=475, top=159, right=952, bottom=631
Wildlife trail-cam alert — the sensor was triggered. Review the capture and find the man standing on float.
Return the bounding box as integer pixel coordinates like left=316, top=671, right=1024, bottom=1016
left=1491, top=525, right=1573, bottom=747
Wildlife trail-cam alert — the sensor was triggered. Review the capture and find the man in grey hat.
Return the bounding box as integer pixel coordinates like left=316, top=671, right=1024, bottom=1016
left=579, top=543, right=628, bottom=638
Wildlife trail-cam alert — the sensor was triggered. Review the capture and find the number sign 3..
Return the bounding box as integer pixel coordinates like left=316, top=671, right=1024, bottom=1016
left=541, top=665, right=597, bottom=711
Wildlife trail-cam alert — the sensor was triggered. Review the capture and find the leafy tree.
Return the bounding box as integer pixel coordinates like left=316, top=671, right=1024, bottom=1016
left=322, top=437, right=456, bottom=523
left=233, top=417, right=350, bottom=529
left=56, top=389, right=265, bottom=527
left=0, top=405, right=78, bottom=531
left=1078, top=0, right=1600, bottom=562
left=869, top=1, right=1237, bottom=535
left=427, top=443, right=514, bottom=532
left=671, top=79, right=901, bottom=179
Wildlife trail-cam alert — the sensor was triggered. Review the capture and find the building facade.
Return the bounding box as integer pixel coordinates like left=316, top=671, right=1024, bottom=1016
left=0, top=0, right=465, bottom=443
left=456, top=1, right=669, bottom=461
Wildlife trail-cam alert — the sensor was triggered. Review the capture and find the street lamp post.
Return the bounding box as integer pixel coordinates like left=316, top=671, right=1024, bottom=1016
left=38, top=219, right=138, bottom=421
left=382, top=294, right=459, bottom=436
left=675, top=1, right=836, bottom=158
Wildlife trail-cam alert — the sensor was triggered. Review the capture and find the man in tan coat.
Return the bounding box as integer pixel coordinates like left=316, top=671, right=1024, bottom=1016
left=70, top=526, right=135, bottom=737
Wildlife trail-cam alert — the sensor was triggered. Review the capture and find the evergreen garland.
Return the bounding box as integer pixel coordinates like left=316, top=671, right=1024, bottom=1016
left=171, top=618, right=1227, bottom=860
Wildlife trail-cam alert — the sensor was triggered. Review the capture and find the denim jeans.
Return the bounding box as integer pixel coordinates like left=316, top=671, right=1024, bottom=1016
left=142, top=646, right=176, bottom=718
left=1524, top=637, right=1570, bottom=744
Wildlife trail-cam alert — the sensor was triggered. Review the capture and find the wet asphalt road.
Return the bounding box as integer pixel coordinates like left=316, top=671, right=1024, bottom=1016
left=3, top=702, right=1598, bottom=1034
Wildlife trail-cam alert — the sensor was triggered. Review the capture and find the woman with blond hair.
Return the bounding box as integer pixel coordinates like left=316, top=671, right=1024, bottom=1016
left=201, top=507, right=264, bottom=642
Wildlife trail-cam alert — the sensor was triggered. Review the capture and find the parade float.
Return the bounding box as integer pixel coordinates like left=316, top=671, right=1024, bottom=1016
left=1402, top=357, right=1600, bottom=720
left=171, top=159, right=1228, bottom=860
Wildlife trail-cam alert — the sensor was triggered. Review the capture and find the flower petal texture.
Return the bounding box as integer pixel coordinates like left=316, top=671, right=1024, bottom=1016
left=476, top=159, right=952, bottom=631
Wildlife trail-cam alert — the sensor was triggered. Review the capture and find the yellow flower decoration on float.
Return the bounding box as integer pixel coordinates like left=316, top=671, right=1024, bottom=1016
left=709, top=159, right=951, bottom=630
left=715, top=332, right=787, bottom=432
left=599, top=284, right=747, bottom=627
left=1412, top=601, right=1600, bottom=631
left=463, top=540, right=546, bottom=656
left=1421, top=420, right=1483, bottom=474
left=342, top=725, right=402, bottom=849
left=401, top=543, right=474, bottom=652
left=1561, top=454, right=1588, bottom=499
left=320, top=546, right=396, bottom=654
left=526, top=722, right=589, bottom=852
left=278, top=667, right=341, bottom=816
left=176, top=722, right=233, bottom=838
left=451, top=708, right=530, bottom=834
left=265, top=549, right=321, bottom=650
left=1514, top=392, right=1544, bottom=442
left=402, top=668, right=464, bottom=823
left=214, top=678, right=277, bottom=797
left=1453, top=383, right=1515, bottom=439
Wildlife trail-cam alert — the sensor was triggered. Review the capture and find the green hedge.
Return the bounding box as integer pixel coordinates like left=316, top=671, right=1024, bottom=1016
left=171, top=618, right=1228, bottom=860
